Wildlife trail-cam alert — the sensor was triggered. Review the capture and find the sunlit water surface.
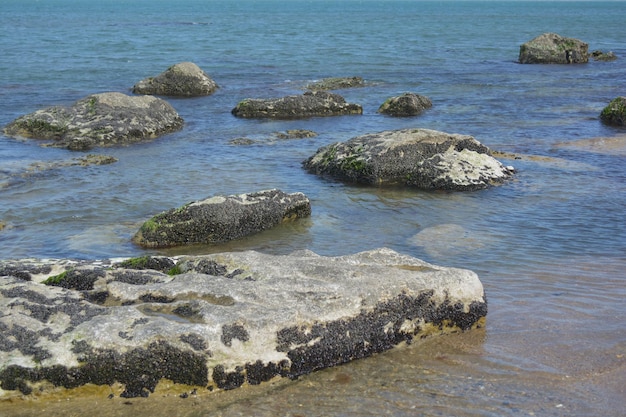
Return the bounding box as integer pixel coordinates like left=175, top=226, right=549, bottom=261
left=1, top=1, right=625, bottom=416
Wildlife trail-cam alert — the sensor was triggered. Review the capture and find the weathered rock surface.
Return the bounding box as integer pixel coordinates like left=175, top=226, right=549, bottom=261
left=600, top=97, right=626, bottom=126
left=231, top=91, right=362, bottom=119
left=3, top=92, right=184, bottom=150
left=378, top=93, right=432, bottom=117
left=133, top=189, right=311, bottom=248
left=305, top=76, right=365, bottom=90
left=132, top=62, right=219, bottom=97
left=519, top=33, right=588, bottom=64
left=0, top=248, right=487, bottom=398
left=303, top=128, right=514, bottom=191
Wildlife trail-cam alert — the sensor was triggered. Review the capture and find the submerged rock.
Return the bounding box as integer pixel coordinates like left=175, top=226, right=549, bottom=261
left=0, top=248, right=487, bottom=398
left=600, top=97, right=626, bottom=126
left=591, top=50, right=617, bottom=62
left=3, top=92, right=184, bottom=150
left=133, top=189, right=311, bottom=248
left=132, top=62, right=219, bottom=97
left=303, top=128, right=514, bottom=191
left=305, top=76, right=365, bottom=90
left=378, top=93, right=432, bottom=117
left=231, top=91, right=362, bottom=119
left=519, top=33, right=588, bottom=64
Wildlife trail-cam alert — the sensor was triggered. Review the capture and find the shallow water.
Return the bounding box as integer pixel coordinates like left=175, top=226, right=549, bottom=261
left=1, top=1, right=625, bottom=416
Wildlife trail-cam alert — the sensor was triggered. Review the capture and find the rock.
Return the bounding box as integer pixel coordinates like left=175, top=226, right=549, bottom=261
left=231, top=91, right=362, bottom=119
left=591, top=50, right=617, bottom=62
left=3, top=92, right=184, bottom=151
left=378, top=93, right=432, bottom=117
left=133, top=189, right=311, bottom=248
left=303, top=128, right=514, bottom=191
left=305, top=76, right=365, bottom=90
left=229, top=130, right=318, bottom=145
left=600, top=97, right=626, bottom=126
left=519, top=33, right=588, bottom=64
left=0, top=248, right=487, bottom=398
left=132, top=62, right=219, bottom=97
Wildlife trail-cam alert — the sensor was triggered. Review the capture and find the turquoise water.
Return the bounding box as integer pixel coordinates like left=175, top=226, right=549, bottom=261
left=1, top=1, right=625, bottom=416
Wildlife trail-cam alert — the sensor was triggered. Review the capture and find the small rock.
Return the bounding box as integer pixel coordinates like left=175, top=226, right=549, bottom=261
left=378, top=93, right=432, bottom=117
left=133, top=189, right=311, bottom=248
left=600, top=97, right=626, bottom=126
left=132, top=62, right=218, bottom=97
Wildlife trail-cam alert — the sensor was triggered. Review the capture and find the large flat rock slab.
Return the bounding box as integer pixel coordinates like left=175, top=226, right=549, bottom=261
left=0, top=248, right=487, bottom=398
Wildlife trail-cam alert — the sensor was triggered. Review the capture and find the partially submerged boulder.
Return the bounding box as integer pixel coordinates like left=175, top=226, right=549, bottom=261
left=0, top=248, right=487, bottom=398
left=303, top=128, right=514, bottom=191
left=378, top=93, right=432, bottom=117
left=133, top=189, right=311, bottom=248
left=231, top=91, right=362, bottom=119
left=519, top=33, right=588, bottom=64
left=600, top=97, right=626, bottom=126
left=3, top=92, right=184, bottom=150
left=132, top=62, right=219, bottom=97
left=305, top=76, right=365, bottom=90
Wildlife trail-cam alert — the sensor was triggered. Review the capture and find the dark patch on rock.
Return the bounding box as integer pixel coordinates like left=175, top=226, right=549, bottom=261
left=212, top=365, right=245, bottom=390
left=0, top=340, right=209, bottom=397
left=231, top=91, right=362, bottom=119
left=139, top=293, right=176, bottom=304
left=245, top=360, right=290, bottom=385
left=0, top=323, right=52, bottom=363
left=84, top=290, right=110, bottom=304
left=180, top=333, right=209, bottom=352
left=277, top=291, right=486, bottom=379
left=185, top=259, right=228, bottom=276
left=111, top=270, right=168, bottom=285
left=0, top=263, right=52, bottom=281
left=221, top=323, right=250, bottom=347
left=44, top=268, right=105, bottom=291
left=116, top=256, right=176, bottom=273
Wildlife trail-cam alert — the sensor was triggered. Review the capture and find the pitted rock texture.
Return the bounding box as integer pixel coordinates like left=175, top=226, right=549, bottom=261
left=3, top=92, right=184, bottom=150
left=378, top=93, right=432, bottom=117
left=231, top=91, right=362, bottom=119
left=133, top=189, right=312, bottom=248
left=519, top=32, right=588, bottom=64
left=0, top=248, right=487, bottom=398
left=303, top=128, right=514, bottom=191
left=132, top=62, right=219, bottom=97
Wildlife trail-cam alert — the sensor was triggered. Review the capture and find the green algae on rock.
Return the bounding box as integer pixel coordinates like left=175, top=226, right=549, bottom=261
left=133, top=189, right=311, bottom=248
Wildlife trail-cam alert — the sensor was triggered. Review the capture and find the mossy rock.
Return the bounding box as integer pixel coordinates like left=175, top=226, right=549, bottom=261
left=600, top=97, right=626, bottom=126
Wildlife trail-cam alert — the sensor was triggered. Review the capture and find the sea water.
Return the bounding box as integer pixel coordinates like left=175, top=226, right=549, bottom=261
left=0, top=1, right=625, bottom=416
